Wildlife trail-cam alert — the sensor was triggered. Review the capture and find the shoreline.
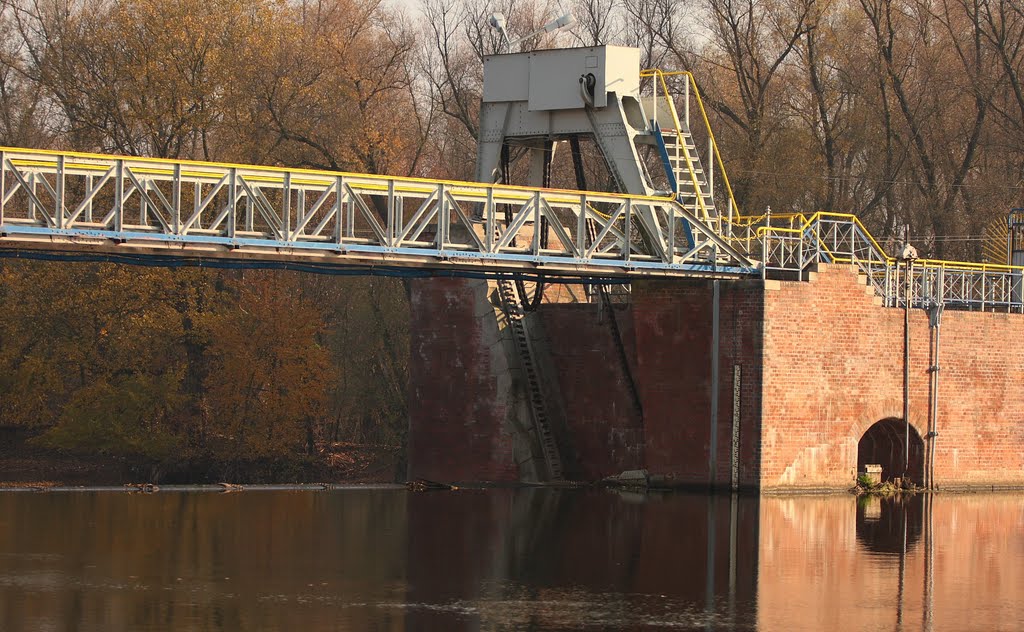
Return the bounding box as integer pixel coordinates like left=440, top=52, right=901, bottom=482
left=0, top=427, right=401, bottom=487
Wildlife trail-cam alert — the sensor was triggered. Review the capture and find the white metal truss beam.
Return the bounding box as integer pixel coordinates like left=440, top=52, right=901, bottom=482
left=0, top=148, right=756, bottom=279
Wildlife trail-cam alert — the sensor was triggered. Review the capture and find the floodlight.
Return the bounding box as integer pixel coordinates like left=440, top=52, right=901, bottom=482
left=488, top=12, right=576, bottom=52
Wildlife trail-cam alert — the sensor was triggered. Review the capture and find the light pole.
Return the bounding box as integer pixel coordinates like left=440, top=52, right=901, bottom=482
left=899, top=242, right=918, bottom=482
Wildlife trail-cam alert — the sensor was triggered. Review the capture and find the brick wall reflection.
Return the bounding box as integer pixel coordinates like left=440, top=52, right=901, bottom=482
left=758, top=494, right=1024, bottom=631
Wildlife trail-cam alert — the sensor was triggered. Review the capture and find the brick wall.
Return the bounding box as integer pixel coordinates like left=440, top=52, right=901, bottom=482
left=409, top=266, right=1024, bottom=489
left=630, top=279, right=764, bottom=488
left=632, top=265, right=1024, bottom=490
left=533, top=303, right=644, bottom=479
left=760, top=264, right=1024, bottom=490
left=406, top=278, right=519, bottom=483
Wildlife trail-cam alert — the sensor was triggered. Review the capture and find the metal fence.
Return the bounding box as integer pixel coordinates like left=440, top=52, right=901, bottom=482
left=755, top=212, right=1024, bottom=313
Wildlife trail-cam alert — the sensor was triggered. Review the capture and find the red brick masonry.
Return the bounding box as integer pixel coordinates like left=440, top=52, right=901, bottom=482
left=409, top=266, right=1024, bottom=490
left=634, top=264, right=1024, bottom=490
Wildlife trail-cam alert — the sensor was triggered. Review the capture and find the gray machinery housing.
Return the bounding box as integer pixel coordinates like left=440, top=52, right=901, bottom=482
left=475, top=45, right=725, bottom=262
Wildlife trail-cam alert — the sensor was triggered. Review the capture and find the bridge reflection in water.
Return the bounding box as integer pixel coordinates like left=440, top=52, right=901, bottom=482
left=0, top=489, right=1021, bottom=631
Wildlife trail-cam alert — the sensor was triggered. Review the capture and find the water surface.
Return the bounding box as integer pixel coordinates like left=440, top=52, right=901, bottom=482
left=0, top=488, right=1021, bottom=631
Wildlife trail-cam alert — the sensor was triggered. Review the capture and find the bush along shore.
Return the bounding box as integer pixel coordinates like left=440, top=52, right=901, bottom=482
left=854, top=473, right=923, bottom=496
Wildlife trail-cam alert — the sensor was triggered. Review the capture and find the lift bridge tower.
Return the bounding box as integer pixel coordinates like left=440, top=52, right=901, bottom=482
left=475, top=45, right=738, bottom=264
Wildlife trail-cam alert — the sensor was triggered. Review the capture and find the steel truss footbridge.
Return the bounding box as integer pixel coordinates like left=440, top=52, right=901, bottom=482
left=0, top=147, right=752, bottom=282
left=0, top=146, right=1023, bottom=314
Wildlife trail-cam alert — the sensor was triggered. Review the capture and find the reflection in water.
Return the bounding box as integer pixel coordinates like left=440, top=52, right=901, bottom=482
left=856, top=495, right=924, bottom=555
left=856, top=495, right=926, bottom=630
left=403, top=489, right=759, bottom=630
left=0, top=489, right=1022, bottom=631
left=758, top=493, right=1024, bottom=632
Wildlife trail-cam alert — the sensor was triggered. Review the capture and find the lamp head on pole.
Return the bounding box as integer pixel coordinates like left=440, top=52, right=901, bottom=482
left=487, top=12, right=576, bottom=52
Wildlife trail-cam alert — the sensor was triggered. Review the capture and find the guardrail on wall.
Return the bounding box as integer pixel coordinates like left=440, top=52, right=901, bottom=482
left=754, top=212, right=1024, bottom=313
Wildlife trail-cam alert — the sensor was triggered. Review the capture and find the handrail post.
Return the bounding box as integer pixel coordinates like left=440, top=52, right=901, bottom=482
left=652, top=70, right=659, bottom=129
left=56, top=155, right=65, bottom=230
left=727, top=198, right=733, bottom=241
left=172, top=164, right=181, bottom=235
left=816, top=217, right=822, bottom=264
left=114, top=159, right=124, bottom=233
left=798, top=230, right=804, bottom=273
left=761, top=229, right=767, bottom=280
left=684, top=76, right=690, bottom=129
left=282, top=172, right=291, bottom=242
left=939, top=266, right=945, bottom=309
left=981, top=270, right=986, bottom=311
left=0, top=150, right=5, bottom=226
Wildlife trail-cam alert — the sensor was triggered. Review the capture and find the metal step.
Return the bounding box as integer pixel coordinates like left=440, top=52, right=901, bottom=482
left=658, top=131, right=719, bottom=218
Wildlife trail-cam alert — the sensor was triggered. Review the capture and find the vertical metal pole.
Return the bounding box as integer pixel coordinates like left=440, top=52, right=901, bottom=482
left=344, top=182, right=355, bottom=240
left=437, top=183, right=447, bottom=248
left=171, top=164, right=180, bottom=234
left=227, top=167, right=237, bottom=239
left=387, top=179, right=396, bottom=247
left=55, top=155, right=65, bottom=229
left=710, top=280, right=721, bottom=487
left=727, top=198, right=734, bottom=241
left=85, top=174, right=94, bottom=222
left=929, top=302, right=942, bottom=490
left=981, top=271, right=986, bottom=311
left=487, top=187, right=496, bottom=253
left=623, top=199, right=631, bottom=262
left=904, top=259, right=912, bottom=479
left=667, top=201, right=677, bottom=263
left=334, top=176, right=344, bottom=245
left=708, top=136, right=715, bottom=196
left=114, top=159, right=124, bottom=233
left=652, top=72, right=658, bottom=129
left=282, top=172, right=291, bottom=241
left=0, top=150, right=5, bottom=226
left=533, top=190, right=541, bottom=255
left=684, top=77, right=690, bottom=129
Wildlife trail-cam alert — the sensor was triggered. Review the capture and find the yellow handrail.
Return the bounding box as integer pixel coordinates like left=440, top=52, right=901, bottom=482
left=640, top=68, right=742, bottom=221
left=639, top=69, right=714, bottom=224
left=0, top=146, right=679, bottom=205
left=759, top=210, right=1024, bottom=274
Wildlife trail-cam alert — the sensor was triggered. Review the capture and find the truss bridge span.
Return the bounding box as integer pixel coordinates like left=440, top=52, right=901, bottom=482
left=0, top=147, right=753, bottom=281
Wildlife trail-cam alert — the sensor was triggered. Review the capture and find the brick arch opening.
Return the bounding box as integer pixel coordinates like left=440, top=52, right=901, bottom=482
left=857, top=418, right=924, bottom=485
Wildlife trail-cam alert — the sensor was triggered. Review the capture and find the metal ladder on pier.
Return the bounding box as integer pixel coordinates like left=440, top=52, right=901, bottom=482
left=496, top=278, right=563, bottom=481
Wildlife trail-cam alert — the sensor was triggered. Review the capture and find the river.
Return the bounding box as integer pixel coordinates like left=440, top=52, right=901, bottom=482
left=0, top=488, right=1021, bottom=631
